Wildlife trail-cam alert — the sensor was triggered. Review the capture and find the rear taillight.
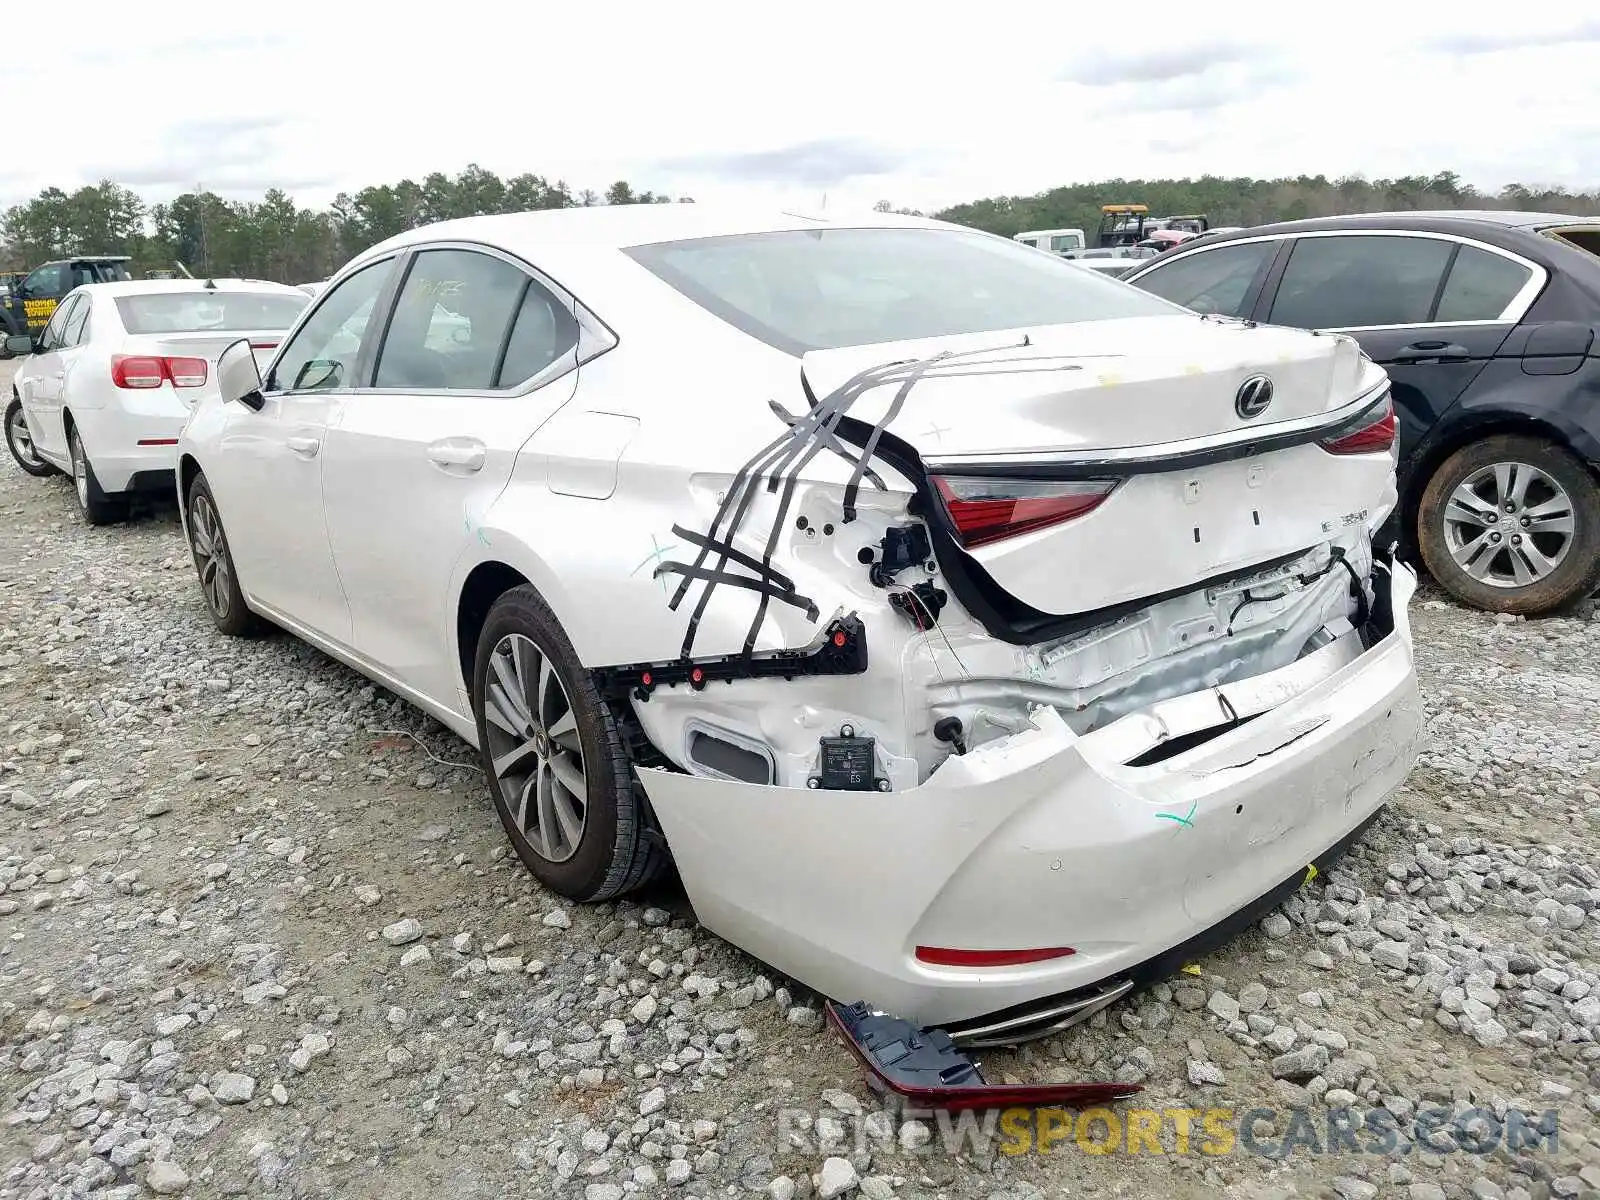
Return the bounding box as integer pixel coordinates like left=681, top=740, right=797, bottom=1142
left=1320, top=394, right=1396, bottom=455
left=111, top=355, right=209, bottom=390
left=930, top=476, right=1117, bottom=548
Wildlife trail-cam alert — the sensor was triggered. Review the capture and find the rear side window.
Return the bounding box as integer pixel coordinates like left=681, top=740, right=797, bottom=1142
left=62, top=296, right=91, bottom=345
left=624, top=227, right=1175, bottom=355
left=115, top=291, right=309, bottom=335
left=374, top=248, right=566, bottom=390
left=1434, top=245, right=1533, bottom=323
left=1127, top=241, right=1276, bottom=318
left=496, top=283, right=580, bottom=386
left=1269, top=235, right=1454, bottom=329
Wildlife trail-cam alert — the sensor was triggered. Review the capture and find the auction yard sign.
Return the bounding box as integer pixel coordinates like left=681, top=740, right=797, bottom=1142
left=22, top=297, right=56, bottom=328
left=776, top=1103, right=1562, bottom=1160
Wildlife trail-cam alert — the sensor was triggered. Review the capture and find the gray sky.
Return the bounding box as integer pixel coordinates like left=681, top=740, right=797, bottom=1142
left=6, top=0, right=1597, bottom=215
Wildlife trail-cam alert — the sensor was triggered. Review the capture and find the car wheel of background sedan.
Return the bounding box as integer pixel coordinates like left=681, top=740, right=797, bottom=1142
left=5, top=398, right=56, bottom=477
left=185, top=473, right=260, bottom=637
left=1417, top=434, right=1600, bottom=615
left=472, top=584, right=666, bottom=902
left=67, top=425, right=128, bottom=526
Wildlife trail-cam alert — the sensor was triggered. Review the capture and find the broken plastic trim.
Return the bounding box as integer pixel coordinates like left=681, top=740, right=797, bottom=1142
left=826, top=1001, right=1142, bottom=1110
left=592, top=613, right=868, bottom=700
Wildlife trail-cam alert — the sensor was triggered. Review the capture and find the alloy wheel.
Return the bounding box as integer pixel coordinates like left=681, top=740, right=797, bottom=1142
left=70, top=434, right=89, bottom=509
left=7, top=406, right=42, bottom=469
left=189, top=492, right=233, bottom=621
left=1442, top=460, right=1575, bottom=589
left=482, top=632, right=587, bottom=864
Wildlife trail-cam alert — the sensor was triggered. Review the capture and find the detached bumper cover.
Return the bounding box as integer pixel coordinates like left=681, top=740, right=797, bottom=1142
left=639, top=559, right=1423, bottom=1028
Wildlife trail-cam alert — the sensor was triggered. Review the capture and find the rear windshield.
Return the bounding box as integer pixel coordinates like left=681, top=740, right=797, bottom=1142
left=624, top=227, right=1177, bottom=354
left=114, top=291, right=309, bottom=335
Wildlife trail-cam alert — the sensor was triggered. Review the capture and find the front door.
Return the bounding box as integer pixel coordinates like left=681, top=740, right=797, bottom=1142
left=320, top=245, right=585, bottom=711
left=209, top=256, right=400, bottom=647
left=17, top=295, right=80, bottom=462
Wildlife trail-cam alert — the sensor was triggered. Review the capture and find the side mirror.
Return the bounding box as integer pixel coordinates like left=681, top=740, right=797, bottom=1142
left=216, top=339, right=265, bottom=412
left=4, top=333, right=35, bottom=356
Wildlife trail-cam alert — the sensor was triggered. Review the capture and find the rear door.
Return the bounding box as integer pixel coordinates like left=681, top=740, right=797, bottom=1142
left=319, top=244, right=588, bottom=711
left=1251, top=232, right=1537, bottom=461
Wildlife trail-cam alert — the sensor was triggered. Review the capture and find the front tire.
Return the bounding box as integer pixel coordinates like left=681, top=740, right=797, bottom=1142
left=5, top=398, right=55, bottom=477
left=67, top=425, right=128, bottom=525
left=1417, top=434, right=1600, bottom=615
left=472, top=584, right=666, bottom=902
left=185, top=472, right=259, bottom=636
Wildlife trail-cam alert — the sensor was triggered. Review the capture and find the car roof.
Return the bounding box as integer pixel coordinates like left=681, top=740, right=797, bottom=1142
left=360, top=203, right=948, bottom=260
left=72, top=278, right=307, bottom=297
left=1196, top=210, right=1600, bottom=242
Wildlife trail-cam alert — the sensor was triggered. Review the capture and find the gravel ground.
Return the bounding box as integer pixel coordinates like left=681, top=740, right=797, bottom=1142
left=2, top=358, right=1599, bottom=1200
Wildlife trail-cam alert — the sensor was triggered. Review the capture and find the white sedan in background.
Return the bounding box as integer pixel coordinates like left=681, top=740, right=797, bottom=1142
left=4, top=279, right=309, bottom=524
left=177, top=205, right=1421, bottom=1039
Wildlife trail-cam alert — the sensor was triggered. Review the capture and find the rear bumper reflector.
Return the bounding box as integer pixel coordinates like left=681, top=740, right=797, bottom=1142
left=137, top=439, right=180, bottom=447
left=826, top=1000, right=1141, bottom=1111
left=914, top=946, right=1076, bottom=967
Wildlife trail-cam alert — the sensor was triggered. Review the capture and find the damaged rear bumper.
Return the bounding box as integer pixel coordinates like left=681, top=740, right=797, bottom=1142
left=637, top=558, right=1423, bottom=1032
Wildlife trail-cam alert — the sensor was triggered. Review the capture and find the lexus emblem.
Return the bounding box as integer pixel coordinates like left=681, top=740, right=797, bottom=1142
left=1235, top=374, right=1274, bottom=420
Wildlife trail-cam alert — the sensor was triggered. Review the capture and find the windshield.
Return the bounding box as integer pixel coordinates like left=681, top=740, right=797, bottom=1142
left=624, top=227, right=1175, bottom=354
left=115, top=291, right=309, bottom=334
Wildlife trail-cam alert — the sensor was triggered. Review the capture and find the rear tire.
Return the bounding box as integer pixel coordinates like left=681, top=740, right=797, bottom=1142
left=5, top=398, right=55, bottom=477
left=471, top=584, right=667, bottom=902
left=1417, top=434, right=1600, bottom=615
left=184, top=472, right=260, bottom=637
left=67, top=425, right=128, bottom=526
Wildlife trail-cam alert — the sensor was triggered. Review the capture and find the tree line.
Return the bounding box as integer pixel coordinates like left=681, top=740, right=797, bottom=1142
left=4, top=166, right=1599, bottom=283
left=0, top=168, right=689, bottom=281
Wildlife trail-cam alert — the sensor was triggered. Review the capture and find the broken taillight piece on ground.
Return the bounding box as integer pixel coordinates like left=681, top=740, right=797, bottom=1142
left=826, top=1000, right=1142, bottom=1111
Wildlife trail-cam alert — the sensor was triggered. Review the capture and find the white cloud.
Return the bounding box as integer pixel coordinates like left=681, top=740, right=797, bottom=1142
left=5, top=0, right=1598, bottom=216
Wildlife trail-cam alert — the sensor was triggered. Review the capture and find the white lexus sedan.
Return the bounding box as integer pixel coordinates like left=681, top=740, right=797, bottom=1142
left=176, top=205, right=1423, bottom=1040
left=4, top=279, right=310, bottom=523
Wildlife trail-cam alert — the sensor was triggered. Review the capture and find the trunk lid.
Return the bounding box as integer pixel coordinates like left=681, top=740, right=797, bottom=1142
left=798, top=315, right=1367, bottom=457
left=131, top=330, right=285, bottom=377
left=798, top=315, right=1394, bottom=618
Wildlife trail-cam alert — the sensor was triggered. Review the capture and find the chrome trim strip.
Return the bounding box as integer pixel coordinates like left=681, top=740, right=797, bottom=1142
left=946, top=978, right=1135, bottom=1048
left=923, top=378, right=1392, bottom=479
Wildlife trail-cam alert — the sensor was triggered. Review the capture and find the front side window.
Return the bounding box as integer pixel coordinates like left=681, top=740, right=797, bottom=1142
left=268, top=259, right=395, bottom=392
left=1434, top=244, right=1534, bottom=323
left=374, top=248, right=570, bottom=390
left=1127, top=241, right=1276, bottom=318
left=1269, top=235, right=1455, bottom=329
left=35, top=296, right=77, bottom=350
left=116, top=291, right=309, bottom=335
left=625, top=227, right=1177, bottom=355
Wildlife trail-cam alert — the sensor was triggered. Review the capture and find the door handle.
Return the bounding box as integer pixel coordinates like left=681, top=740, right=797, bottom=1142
left=1393, top=341, right=1469, bottom=362
left=286, top=435, right=320, bottom=457
left=427, top=439, right=486, bottom=472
